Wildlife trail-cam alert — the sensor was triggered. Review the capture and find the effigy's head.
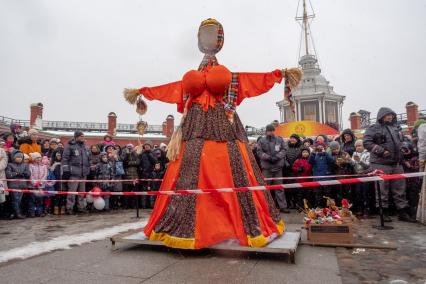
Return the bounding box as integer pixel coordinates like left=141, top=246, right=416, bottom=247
left=198, top=18, right=224, bottom=55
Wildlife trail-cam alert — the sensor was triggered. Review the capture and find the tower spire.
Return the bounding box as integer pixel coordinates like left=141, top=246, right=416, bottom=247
left=296, top=0, right=315, bottom=57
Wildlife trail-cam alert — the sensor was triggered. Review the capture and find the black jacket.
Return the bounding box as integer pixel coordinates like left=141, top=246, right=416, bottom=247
left=62, top=139, right=90, bottom=177
left=363, top=107, right=403, bottom=165
left=140, top=150, right=157, bottom=178
left=6, top=151, right=31, bottom=189
left=286, top=137, right=302, bottom=166
left=340, top=129, right=356, bottom=157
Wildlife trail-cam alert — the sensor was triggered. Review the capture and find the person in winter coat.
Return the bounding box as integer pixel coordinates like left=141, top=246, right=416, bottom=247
left=257, top=124, right=289, bottom=213
left=102, top=134, right=115, bottom=150
left=45, top=138, right=60, bottom=160
left=51, top=150, right=66, bottom=215
left=2, top=132, right=16, bottom=156
left=412, top=119, right=425, bottom=153
left=152, top=147, right=169, bottom=171
left=315, top=135, right=329, bottom=148
left=292, top=147, right=313, bottom=181
left=302, top=138, right=314, bottom=151
left=417, top=123, right=426, bottom=224
left=308, top=141, right=335, bottom=207
left=363, top=107, right=415, bottom=222
left=106, top=146, right=123, bottom=209
left=19, top=129, right=42, bottom=158
left=352, top=139, right=373, bottom=217
left=121, top=144, right=140, bottom=209
left=6, top=151, right=30, bottom=219
left=401, top=141, right=421, bottom=218
left=340, top=129, right=356, bottom=157
left=284, top=134, right=303, bottom=209
left=328, top=141, right=355, bottom=206
left=0, top=140, right=8, bottom=205
left=87, top=144, right=101, bottom=190
left=9, top=123, right=23, bottom=148
left=139, top=142, right=157, bottom=209
left=309, top=141, right=334, bottom=176
left=149, top=162, right=165, bottom=208
left=62, top=131, right=90, bottom=214
left=28, top=152, right=48, bottom=217
left=41, top=139, right=50, bottom=156
left=95, top=152, right=114, bottom=211
left=292, top=147, right=312, bottom=208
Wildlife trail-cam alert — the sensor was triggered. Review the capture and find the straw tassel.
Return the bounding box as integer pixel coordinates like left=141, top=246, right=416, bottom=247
left=282, top=68, right=303, bottom=90
left=123, top=88, right=140, bottom=105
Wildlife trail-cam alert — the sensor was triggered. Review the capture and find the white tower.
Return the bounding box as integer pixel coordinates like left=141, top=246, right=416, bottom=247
left=276, top=0, right=345, bottom=130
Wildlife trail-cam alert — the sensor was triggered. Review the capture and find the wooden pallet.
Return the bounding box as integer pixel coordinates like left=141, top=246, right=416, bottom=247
left=111, top=230, right=301, bottom=264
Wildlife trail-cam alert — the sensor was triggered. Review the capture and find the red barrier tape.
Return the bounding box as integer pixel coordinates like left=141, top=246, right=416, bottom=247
left=0, top=173, right=374, bottom=183
left=1, top=172, right=425, bottom=196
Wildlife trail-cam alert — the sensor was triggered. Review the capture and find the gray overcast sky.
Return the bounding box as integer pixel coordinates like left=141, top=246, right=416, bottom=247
left=0, top=0, right=425, bottom=128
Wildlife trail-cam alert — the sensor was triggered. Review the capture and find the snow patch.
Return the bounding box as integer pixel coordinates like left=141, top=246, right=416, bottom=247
left=0, top=221, right=147, bottom=263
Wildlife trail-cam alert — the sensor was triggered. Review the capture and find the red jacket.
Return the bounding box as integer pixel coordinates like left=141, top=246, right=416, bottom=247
left=292, top=158, right=312, bottom=181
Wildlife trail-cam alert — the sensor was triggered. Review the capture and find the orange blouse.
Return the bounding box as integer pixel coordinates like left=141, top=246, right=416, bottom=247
left=139, top=68, right=283, bottom=113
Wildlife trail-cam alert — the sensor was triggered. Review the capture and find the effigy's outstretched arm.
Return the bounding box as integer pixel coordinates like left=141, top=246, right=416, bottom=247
left=124, top=81, right=184, bottom=113
left=124, top=81, right=183, bottom=104
left=236, top=68, right=302, bottom=105
left=139, top=81, right=183, bottom=104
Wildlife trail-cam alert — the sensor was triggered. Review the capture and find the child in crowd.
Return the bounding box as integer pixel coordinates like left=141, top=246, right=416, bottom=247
left=328, top=141, right=354, bottom=205
left=42, top=156, right=54, bottom=214
left=149, top=162, right=165, bottom=208
left=5, top=151, right=31, bottom=219
left=292, top=147, right=313, bottom=208
left=28, top=152, right=48, bottom=217
left=401, top=141, right=421, bottom=217
left=51, top=150, right=66, bottom=215
left=308, top=141, right=335, bottom=207
left=352, top=139, right=372, bottom=217
left=95, top=152, right=114, bottom=211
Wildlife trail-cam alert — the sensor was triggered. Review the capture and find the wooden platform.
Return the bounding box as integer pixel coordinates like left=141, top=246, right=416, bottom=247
left=110, top=230, right=301, bottom=264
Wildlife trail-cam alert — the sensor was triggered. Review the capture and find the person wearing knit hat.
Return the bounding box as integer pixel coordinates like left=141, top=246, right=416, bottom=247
left=74, top=130, right=84, bottom=139
left=27, top=128, right=39, bottom=136
left=265, top=124, right=275, bottom=133
left=285, top=133, right=303, bottom=209
left=29, top=152, right=42, bottom=161
left=23, top=153, right=30, bottom=163
left=258, top=123, right=289, bottom=213
left=5, top=150, right=31, bottom=218
left=351, top=138, right=371, bottom=216
left=329, top=141, right=341, bottom=155
left=62, top=129, right=90, bottom=214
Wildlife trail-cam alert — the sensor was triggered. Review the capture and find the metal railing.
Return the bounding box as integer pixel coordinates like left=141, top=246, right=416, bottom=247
left=0, top=116, right=30, bottom=128
left=0, top=115, right=165, bottom=134
left=365, top=110, right=425, bottom=128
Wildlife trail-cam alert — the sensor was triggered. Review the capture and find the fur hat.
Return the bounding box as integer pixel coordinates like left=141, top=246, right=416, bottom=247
left=143, top=140, right=153, bottom=148
left=49, top=138, right=59, bottom=144
left=28, top=129, right=39, bottom=136
left=29, top=152, right=42, bottom=160
left=329, top=141, right=341, bottom=151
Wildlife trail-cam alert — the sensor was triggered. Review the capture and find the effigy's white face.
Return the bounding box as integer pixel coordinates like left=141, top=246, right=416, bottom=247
left=198, top=25, right=219, bottom=53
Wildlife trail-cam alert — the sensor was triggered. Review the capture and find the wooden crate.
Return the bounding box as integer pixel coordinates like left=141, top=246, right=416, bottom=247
left=307, top=223, right=353, bottom=244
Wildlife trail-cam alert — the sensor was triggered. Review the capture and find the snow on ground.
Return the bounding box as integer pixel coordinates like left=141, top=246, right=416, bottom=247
left=0, top=221, right=147, bottom=263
